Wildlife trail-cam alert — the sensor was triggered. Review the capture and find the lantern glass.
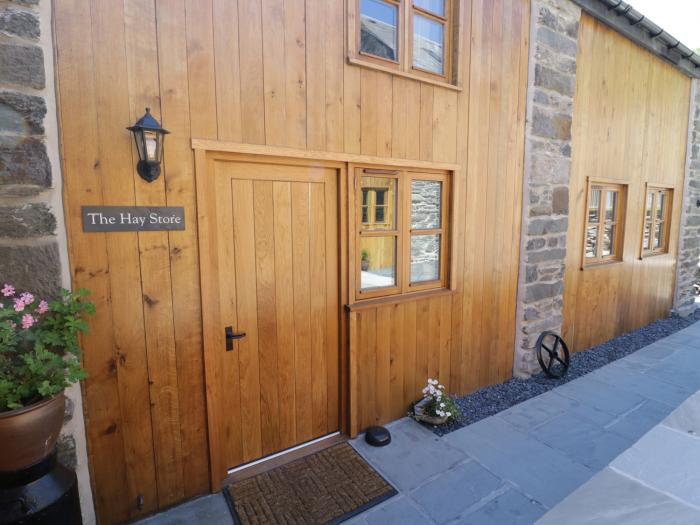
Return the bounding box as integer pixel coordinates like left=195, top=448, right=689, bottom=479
left=144, top=130, right=160, bottom=162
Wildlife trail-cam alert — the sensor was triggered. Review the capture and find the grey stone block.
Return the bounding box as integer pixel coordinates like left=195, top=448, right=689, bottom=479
left=0, top=137, right=51, bottom=190
left=0, top=42, right=44, bottom=89
left=524, top=280, right=563, bottom=302
left=526, top=248, right=566, bottom=264
left=0, top=242, right=61, bottom=298
left=0, top=89, right=46, bottom=134
left=535, top=64, right=575, bottom=97
left=527, top=217, right=568, bottom=236
left=132, top=494, right=233, bottom=525
left=411, top=460, right=502, bottom=523
left=555, top=377, right=645, bottom=416
left=552, top=186, right=568, bottom=214
left=458, top=488, right=546, bottom=525
left=532, top=106, right=572, bottom=141
left=537, top=468, right=700, bottom=525
left=0, top=203, right=56, bottom=237
left=0, top=6, right=40, bottom=39
left=445, top=417, right=593, bottom=508
left=536, top=26, right=578, bottom=57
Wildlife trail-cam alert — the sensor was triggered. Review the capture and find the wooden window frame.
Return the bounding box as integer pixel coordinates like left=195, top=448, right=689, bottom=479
left=352, top=165, right=451, bottom=301
left=582, top=179, right=627, bottom=268
left=640, top=184, right=673, bottom=258
left=349, top=0, right=457, bottom=87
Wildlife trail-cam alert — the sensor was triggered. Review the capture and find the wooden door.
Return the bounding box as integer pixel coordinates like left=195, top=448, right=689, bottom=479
left=196, top=153, right=340, bottom=487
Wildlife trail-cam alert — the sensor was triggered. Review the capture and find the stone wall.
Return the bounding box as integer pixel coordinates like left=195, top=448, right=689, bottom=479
left=674, top=79, right=700, bottom=316
left=514, top=0, right=581, bottom=377
left=0, top=0, right=95, bottom=522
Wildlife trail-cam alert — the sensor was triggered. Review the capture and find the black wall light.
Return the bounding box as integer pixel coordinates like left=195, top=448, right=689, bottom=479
left=127, top=107, right=169, bottom=183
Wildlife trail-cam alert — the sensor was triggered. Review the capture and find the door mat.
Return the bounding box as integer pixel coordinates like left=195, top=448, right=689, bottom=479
left=224, top=442, right=397, bottom=525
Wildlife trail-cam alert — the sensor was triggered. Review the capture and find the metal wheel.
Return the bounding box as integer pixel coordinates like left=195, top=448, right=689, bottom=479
left=536, top=331, right=570, bottom=379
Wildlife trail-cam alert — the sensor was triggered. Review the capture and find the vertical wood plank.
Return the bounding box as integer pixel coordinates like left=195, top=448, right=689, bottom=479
left=238, top=0, right=266, bottom=143
left=213, top=0, right=242, bottom=141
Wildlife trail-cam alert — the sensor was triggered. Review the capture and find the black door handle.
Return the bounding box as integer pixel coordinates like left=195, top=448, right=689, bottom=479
left=225, top=326, right=246, bottom=351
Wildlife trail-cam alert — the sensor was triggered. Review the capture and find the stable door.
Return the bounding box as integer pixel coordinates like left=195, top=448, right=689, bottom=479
left=196, top=153, right=340, bottom=486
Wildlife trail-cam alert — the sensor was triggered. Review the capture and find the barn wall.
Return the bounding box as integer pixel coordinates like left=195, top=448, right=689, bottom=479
left=562, top=14, right=692, bottom=351
left=53, top=0, right=531, bottom=522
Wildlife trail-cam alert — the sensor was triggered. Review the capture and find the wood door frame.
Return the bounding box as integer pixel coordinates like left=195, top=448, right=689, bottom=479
left=194, top=147, right=348, bottom=490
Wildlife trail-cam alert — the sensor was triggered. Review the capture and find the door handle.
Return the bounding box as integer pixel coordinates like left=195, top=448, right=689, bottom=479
left=225, top=326, right=246, bottom=351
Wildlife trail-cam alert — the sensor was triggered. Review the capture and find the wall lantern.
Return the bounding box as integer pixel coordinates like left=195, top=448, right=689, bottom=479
left=127, top=107, right=169, bottom=183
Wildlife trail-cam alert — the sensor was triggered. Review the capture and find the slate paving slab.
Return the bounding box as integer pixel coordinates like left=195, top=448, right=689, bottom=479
left=457, top=489, right=547, bottom=525
left=537, top=468, right=700, bottom=525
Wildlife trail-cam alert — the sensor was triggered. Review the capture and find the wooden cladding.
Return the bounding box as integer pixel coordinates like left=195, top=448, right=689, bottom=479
left=54, top=0, right=530, bottom=521
left=562, top=14, right=691, bottom=353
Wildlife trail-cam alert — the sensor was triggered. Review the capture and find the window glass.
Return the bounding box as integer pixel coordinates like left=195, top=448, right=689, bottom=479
left=643, top=223, right=651, bottom=250
left=360, top=236, right=396, bottom=289
left=360, top=176, right=396, bottom=231
left=654, top=222, right=663, bottom=249
left=588, top=189, right=601, bottom=223
left=605, top=191, right=617, bottom=222
left=646, top=192, right=653, bottom=221
left=602, top=225, right=615, bottom=256
left=656, top=192, right=665, bottom=221
left=360, top=0, right=398, bottom=62
left=411, top=234, right=440, bottom=282
left=411, top=180, right=442, bottom=229
left=414, top=0, right=445, bottom=16
left=413, top=14, right=444, bottom=74
left=585, top=226, right=598, bottom=259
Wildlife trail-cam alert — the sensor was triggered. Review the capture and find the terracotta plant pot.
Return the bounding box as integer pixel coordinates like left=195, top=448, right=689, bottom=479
left=413, top=397, right=448, bottom=425
left=0, top=392, right=65, bottom=471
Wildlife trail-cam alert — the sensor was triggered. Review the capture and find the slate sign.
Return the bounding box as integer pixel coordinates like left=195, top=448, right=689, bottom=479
left=82, top=206, right=185, bottom=232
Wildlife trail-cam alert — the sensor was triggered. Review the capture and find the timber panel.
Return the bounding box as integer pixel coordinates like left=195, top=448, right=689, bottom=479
left=53, top=0, right=530, bottom=522
left=562, top=15, right=691, bottom=352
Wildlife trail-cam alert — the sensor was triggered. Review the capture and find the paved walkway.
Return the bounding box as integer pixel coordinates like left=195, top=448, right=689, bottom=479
left=135, top=320, right=700, bottom=525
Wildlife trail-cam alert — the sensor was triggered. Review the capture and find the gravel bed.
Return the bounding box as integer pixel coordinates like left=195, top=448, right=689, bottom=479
left=420, top=309, right=700, bottom=436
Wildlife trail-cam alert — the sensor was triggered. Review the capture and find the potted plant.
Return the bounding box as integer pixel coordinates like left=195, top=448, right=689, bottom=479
left=413, top=378, right=460, bottom=426
left=361, top=249, right=370, bottom=271
left=0, top=284, right=94, bottom=471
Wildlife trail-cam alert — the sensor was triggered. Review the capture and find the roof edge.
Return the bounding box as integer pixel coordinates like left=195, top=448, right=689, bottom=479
left=571, top=0, right=700, bottom=79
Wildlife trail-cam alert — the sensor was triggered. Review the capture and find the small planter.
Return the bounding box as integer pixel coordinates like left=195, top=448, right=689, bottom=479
left=413, top=397, right=448, bottom=425
left=0, top=392, right=65, bottom=471
left=361, top=259, right=370, bottom=271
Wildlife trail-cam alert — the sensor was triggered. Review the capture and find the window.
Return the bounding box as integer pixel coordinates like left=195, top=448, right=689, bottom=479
left=355, top=167, right=450, bottom=299
left=353, top=0, right=455, bottom=83
left=642, top=186, right=672, bottom=257
left=583, top=181, right=626, bottom=266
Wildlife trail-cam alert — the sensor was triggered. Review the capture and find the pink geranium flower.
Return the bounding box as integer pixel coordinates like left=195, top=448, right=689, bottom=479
left=13, top=298, right=25, bottom=312
left=20, top=292, right=34, bottom=305
left=1, top=284, right=15, bottom=297
left=21, top=314, right=35, bottom=329
left=37, top=300, right=49, bottom=314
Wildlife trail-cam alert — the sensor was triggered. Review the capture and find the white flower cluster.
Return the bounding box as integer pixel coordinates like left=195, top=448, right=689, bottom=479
left=422, top=378, right=452, bottom=418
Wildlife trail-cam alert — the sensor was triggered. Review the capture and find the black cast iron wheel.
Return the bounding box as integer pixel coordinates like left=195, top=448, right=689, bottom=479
left=536, top=331, right=570, bottom=379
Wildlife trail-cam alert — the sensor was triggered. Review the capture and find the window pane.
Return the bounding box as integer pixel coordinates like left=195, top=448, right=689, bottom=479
left=360, top=236, right=396, bottom=289
left=646, top=192, right=653, bottom=221
left=588, top=189, right=601, bottom=223
left=411, top=180, right=442, bottom=229
left=643, top=222, right=652, bottom=250
left=411, top=234, right=440, bottom=282
left=414, top=0, right=445, bottom=16
left=605, top=191, right=617, bottom=222
left=602, top=224, right=615, bottom=256
left=360, top=176, right=396, bottom=231
left=413, top=14, right=444, bottom=74
left=585, top=226, right=598, bottom=258
left=656, top=192, right=665, bottom=221
left=654, top=222, right=663, bottom=250
left=360, top=0, right=398, bottom=61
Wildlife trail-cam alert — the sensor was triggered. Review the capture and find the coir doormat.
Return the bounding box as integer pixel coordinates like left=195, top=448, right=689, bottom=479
left=224, top=443, right=397, bottom=525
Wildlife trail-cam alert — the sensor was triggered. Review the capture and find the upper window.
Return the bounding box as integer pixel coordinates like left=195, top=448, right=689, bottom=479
left=355, top=167, right=450, bottom=299
left=354, top=0, right=454, bottom=82
left=642, top=186, right=672, bottom=257
left=584, top=181, right=626, bottom=266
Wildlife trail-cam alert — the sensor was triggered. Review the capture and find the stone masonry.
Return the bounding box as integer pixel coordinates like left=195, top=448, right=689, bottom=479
left=0, top=0, right=95, bottom=522
left=674, top=79, right=700, bottom=316
left=514, top=0, right=581, bottom=377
